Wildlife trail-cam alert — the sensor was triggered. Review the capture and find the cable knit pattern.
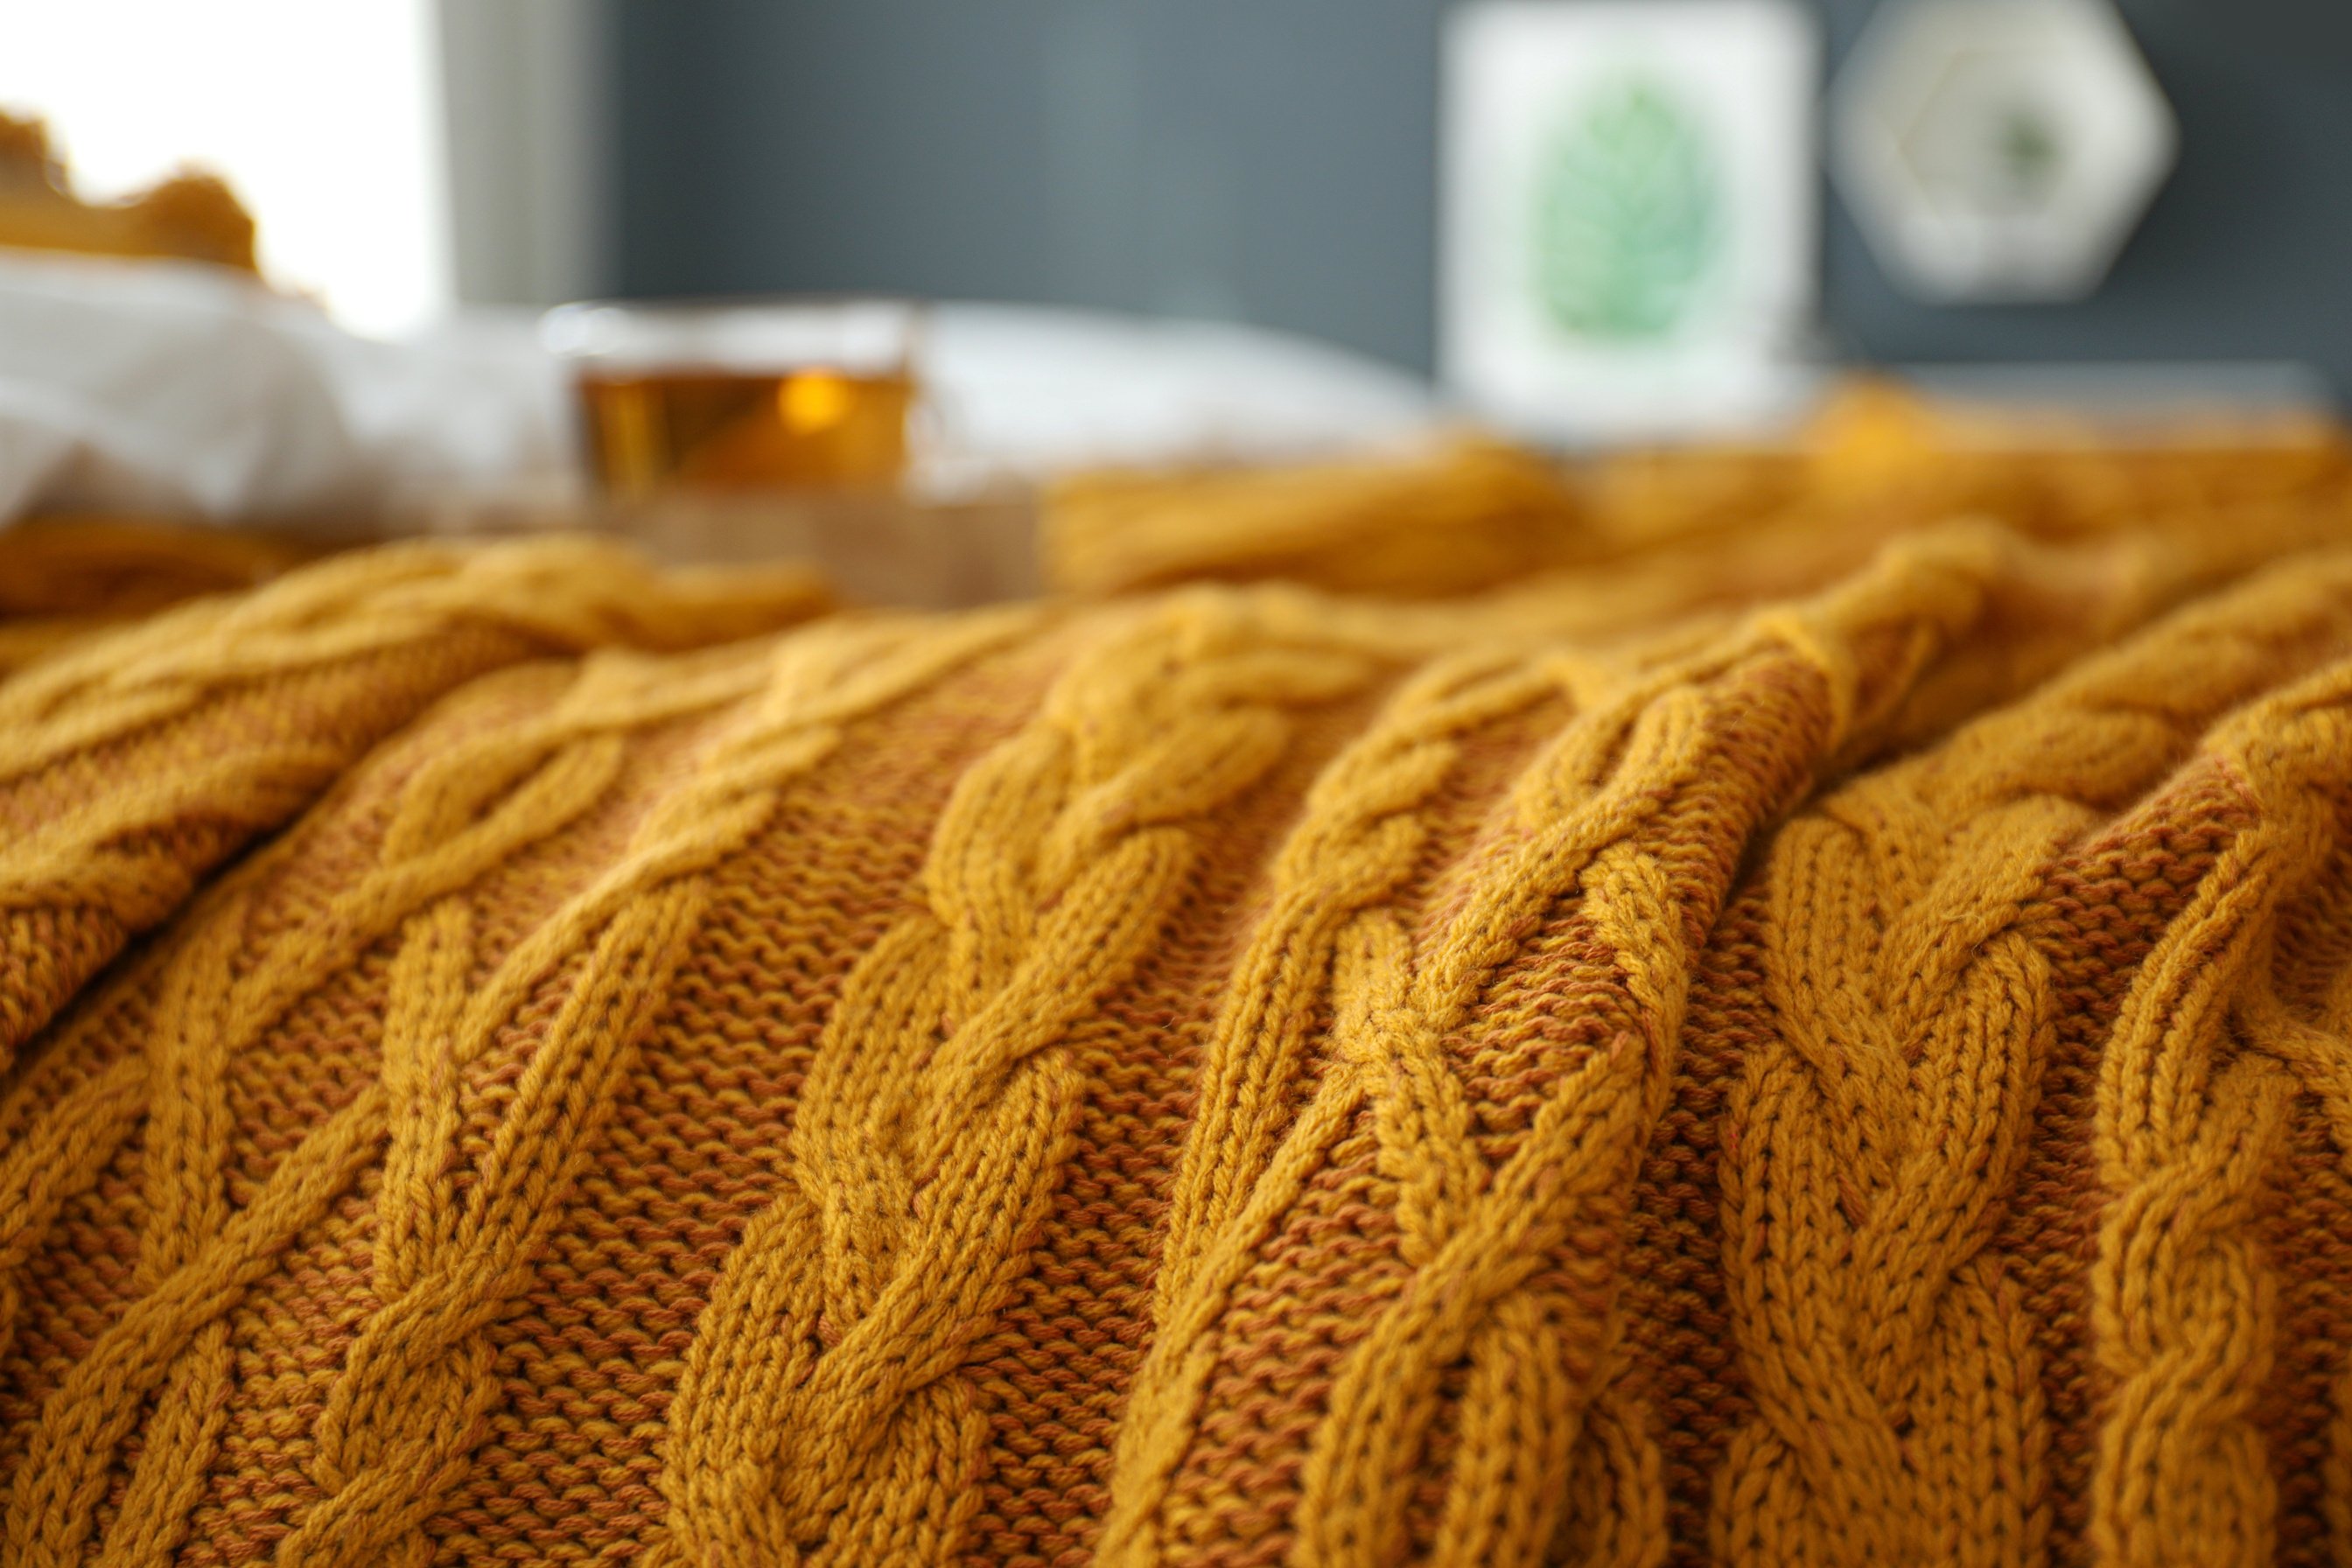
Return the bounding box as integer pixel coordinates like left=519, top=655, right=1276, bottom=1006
left=1713, top=558, right=2352, bottom=1567
left=0, top=537, right=827, bottom=1075
left=4, top=410, right=2352, bottom=1566
left=654, top=595, right=1371, bottom=1565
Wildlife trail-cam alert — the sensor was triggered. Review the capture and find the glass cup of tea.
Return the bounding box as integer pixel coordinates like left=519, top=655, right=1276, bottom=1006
left=541, top=297, right=921, bottom=498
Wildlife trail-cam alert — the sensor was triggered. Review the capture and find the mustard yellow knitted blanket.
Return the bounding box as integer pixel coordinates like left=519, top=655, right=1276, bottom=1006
left=4, top=403, right=2352, bottom=1566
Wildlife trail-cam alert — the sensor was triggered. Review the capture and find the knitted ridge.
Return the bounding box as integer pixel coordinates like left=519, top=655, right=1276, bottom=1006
left=1043, top=383, right=2351, bottom=605
left=0, top=491, right=2350, bottom=1564
left=0, top=538, right=830, bottom=1080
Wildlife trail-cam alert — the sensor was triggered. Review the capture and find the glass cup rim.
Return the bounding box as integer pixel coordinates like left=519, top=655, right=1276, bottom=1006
left=541, top=292, right=925, bottom=376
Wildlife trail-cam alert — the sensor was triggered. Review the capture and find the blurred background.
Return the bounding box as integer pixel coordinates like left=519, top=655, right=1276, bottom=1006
left=8, top=0, right=2347, bottom=384
left=599, top=0, right=2351, bottom=394
left=4, top=0, right=2348, bottom=599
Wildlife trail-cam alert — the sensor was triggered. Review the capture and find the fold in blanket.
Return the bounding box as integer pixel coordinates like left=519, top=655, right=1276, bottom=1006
left=4, top=405, right=2352, bottom=1566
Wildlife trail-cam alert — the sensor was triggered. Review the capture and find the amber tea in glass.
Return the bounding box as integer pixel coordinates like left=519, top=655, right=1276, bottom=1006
left=543, top=299, right=919, bottom=496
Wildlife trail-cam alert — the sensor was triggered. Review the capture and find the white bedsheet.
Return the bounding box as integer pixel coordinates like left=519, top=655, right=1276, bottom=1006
left=0, top=249, right=1440, bottom=527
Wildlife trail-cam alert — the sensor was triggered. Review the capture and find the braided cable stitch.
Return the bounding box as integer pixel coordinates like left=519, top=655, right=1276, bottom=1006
left=1102, top=528, right=2143, bottom=1567
left=656, top=592, right=1375, bottom=1565
left=2088, top=662, right=2352, bottom=1568
left=0, top=612, right=1025, bottom=1564
left=0, top=538, right=825, bottom=1074
left=0, top=445, right=2346, bottom=1566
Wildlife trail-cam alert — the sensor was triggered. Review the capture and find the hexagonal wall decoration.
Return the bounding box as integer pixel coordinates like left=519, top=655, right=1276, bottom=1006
left=1831, top=0, right=2177, bottom=303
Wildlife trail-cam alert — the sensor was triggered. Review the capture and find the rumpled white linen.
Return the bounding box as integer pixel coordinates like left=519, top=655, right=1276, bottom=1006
left=0, top=248, right=565, bottom=524
left=0, top=248, right=1441, bottom=527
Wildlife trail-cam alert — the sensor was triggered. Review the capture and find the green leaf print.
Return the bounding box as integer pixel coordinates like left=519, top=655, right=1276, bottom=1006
left=1533, top=76, right=1724, bottom=341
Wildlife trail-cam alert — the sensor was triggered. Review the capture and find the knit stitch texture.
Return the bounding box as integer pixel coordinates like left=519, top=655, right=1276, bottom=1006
left=4, top=399, right=2352, bottom=1566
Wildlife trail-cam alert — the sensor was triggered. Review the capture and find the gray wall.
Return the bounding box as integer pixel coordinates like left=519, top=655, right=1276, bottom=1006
left=609, top=0, right=2352, bottom=394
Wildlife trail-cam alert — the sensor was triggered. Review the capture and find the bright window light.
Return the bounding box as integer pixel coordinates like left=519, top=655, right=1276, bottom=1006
left=0, top=1, right=451, bottom=338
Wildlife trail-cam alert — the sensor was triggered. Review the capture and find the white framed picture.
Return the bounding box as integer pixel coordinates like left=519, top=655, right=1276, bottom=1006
left=1442, top=0, right=1820, bottom=443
